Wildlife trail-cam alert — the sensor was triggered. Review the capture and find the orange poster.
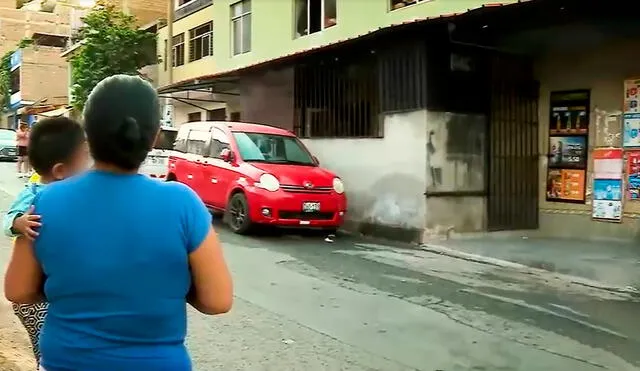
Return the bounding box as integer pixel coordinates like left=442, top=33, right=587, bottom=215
left=546, top=169, right=586, bottom=202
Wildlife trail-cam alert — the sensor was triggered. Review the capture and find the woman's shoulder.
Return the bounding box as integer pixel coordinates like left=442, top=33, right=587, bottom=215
left=156, top=180, right=201, bottom=201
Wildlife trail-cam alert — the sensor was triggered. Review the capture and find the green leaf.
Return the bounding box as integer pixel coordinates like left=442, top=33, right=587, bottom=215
left=69, top=3, right=158, bottom=111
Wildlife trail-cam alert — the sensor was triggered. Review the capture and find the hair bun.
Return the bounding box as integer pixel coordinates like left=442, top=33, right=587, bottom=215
left=119, top=116, right=141, bottom=143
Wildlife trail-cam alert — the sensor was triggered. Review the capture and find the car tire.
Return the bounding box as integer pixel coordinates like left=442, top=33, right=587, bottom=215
left=225, top=192, right=252, bottom=234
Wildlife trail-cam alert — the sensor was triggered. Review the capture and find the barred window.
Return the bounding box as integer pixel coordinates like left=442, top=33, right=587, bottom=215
left=189, top=22, right=213, bottom=62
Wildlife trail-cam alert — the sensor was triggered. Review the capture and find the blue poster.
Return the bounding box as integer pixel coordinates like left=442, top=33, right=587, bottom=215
left=623, top=113, right=640, bottom=147
left=593, top=179, right=622, bottom=201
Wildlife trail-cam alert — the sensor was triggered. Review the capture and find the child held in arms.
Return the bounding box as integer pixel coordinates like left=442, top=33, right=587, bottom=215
left=2, top=117, right=89, bottom=367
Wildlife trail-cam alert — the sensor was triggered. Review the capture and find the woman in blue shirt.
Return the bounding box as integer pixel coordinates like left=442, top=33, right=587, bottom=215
left=4, top=75, right=233, bottom=371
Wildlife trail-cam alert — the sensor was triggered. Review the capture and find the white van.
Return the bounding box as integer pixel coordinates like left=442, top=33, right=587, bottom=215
left=139, top=126, right=178, bottom=179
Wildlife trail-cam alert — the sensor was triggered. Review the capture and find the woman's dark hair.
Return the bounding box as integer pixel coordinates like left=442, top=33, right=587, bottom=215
left=83, top=75, right=160, bottom=171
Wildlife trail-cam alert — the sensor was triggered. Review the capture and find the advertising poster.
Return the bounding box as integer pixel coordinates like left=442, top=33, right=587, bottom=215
left=627, top=151, right=640, bottom=199
left=592, top=147, right=624, bottom=222
left=548, top=136, right=587, bottom=169
left=593, top=179, right=623, bottom=200
left=592, top=148, right=624, bottom=179
left=546, top=169, right=586, bottom=202
left=624, top=78, right=640, bottom=113
left=549, top=90, right=590, bottom=135
left=592, top=200, right=623, bottom=221
left=623, top=113, right=640, bottom=148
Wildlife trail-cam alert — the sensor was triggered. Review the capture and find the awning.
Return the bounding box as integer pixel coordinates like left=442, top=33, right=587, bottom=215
left=39, top=107, right=71, bottom=117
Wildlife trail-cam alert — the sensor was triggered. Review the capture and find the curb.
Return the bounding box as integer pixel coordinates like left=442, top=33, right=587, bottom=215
left=419, top=243, right=639, bottom=295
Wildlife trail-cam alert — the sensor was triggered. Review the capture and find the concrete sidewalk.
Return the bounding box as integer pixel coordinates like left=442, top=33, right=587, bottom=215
left=421, top=236, right=640, bottom=293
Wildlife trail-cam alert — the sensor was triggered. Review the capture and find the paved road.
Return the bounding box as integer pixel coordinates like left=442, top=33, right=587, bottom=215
left=0, top=163, right=638, bottom=370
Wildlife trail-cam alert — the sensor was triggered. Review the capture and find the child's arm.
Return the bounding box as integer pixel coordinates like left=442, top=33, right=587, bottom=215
left=3, top=188, right=37, bottom=238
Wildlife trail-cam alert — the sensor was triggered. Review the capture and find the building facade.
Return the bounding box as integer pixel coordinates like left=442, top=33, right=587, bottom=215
left=1, top=0, right=72, bottom=128
left=155, top=0, right=225, bottom=126
left=60, top=0, right=168, bottom=119
left=157, top=0, right=640, bottom=242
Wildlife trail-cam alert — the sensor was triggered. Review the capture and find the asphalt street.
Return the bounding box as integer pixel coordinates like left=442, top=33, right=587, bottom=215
left=0, top=163, right=638, bottom=371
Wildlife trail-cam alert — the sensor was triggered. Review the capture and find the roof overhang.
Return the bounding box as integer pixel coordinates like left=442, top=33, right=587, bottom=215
left=157, top=1, right=532, bottom=94
left=157, top=76, right=241, bottom=95
left=38, top=107, right=72, bottom=117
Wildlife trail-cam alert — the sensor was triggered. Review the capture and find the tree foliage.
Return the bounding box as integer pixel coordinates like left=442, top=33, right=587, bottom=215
left=70, top=0, right=158, bottom=111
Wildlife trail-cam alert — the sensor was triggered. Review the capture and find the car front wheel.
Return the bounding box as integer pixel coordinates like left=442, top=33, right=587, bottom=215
left=225, top=192, right=252, bottom=234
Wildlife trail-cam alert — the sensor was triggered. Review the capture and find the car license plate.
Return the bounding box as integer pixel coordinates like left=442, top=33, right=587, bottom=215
left=302, top=202, right=320, bottom=213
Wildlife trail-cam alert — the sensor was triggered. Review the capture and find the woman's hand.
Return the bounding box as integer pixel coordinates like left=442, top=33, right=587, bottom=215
left=188, top=227, right=233, bottom=315
left=4, top=236, right=45, bottom=304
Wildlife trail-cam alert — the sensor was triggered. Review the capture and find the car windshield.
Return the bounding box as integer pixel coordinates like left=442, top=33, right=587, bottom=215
left=0, top=129, right=14, bottom=141
left=154, top=128, right=178, bottom=150
left=232, top=132, right=316, bottom=166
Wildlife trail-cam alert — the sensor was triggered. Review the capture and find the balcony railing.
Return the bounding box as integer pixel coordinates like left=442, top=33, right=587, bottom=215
left=175, top=0, right=211, bottom=21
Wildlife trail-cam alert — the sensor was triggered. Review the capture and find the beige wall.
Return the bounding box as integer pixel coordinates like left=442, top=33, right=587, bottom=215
left=535, top=37, right=640, bottom=238
left=0, top=6, right=69, bottom=56
left=126, top=0, right=168, bottom=26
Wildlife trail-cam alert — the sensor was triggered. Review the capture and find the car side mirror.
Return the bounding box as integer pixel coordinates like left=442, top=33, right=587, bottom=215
left=312, top=155, right=319, bottom=165
left=220, top=148, right=234, bottom=163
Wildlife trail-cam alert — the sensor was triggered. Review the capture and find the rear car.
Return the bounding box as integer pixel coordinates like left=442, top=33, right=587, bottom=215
left=0, top=129, right=17, bottom=161
left=167, top=121, right=347, bottom=234
left=139, top=126, right=178, bottom=179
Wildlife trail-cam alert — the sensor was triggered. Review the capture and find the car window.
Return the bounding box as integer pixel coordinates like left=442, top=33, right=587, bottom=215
left=174, top=127, right=189, bottom=152
left=154, top=128, right=178, bottom=150
left=232, top=132, right=316, bottom=166
left=186, top=130, right=211, bottom=156
left=210, top=128, right=230, bottom=159
left=0, top=129, right=15, bottom=141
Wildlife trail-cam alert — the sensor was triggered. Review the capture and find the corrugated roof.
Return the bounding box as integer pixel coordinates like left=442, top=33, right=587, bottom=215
left=158, top=1, right=531, bottom=93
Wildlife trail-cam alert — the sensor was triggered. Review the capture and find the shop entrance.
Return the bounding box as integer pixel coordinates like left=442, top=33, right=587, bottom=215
left=487, top=54, right=539, bottom=231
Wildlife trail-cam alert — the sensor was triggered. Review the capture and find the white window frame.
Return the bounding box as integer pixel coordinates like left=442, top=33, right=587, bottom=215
left=172, top=33, right=185, bottom=67
left=189, top=22, right=213, bottom=62
left=231, top=0, right=251, bottom=56
left=175, top=0, right=195, bottom=10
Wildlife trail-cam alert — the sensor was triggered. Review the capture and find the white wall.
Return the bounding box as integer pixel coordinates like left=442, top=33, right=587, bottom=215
left=302, top=110, right=427, bottom=230
left=168, top=99, right=227, bottom=127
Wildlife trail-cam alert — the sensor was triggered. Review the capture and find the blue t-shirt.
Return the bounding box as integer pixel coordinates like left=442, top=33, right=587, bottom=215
left=33, top=170, right=212, bottom=371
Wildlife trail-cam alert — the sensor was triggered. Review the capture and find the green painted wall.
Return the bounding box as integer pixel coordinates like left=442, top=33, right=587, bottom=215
left=212, top=0, right=519, bottom=74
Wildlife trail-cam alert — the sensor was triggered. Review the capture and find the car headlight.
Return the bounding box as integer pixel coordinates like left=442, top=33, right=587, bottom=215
left=333, top=177, right=345, bottom=194
left=257, top=173, right=280, bottom=192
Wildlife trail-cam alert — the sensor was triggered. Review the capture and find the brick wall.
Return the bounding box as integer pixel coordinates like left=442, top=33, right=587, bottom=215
left=127, top=0, right=168, bottom=26
left=20, top=46, right=68, bottom=104
left=0, top=7, right=69, bottom=56
left=0, top=0, right=16, bottom=8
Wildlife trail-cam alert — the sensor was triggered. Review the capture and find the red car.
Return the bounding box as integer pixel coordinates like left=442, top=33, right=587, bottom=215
left=167, top=122, right=347, bottom=234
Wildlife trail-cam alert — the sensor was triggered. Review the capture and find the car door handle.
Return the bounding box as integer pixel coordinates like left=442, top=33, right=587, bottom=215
left=211, top=178, right=218, bottom=183
left=187, top=174, right=193, bottom=180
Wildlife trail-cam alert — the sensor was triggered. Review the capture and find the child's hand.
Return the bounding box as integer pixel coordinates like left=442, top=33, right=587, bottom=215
left=12, top=206, right=41, bottom=240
